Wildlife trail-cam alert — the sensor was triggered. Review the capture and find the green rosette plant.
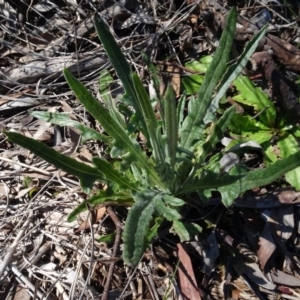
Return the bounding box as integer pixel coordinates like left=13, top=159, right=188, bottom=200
left=5, top=8, right=300, bottom=267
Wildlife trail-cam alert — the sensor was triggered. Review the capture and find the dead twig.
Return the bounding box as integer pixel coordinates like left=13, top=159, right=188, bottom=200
left=101, top=206, right=123, bottom=300
left=0, top=211, right=34, bottom=278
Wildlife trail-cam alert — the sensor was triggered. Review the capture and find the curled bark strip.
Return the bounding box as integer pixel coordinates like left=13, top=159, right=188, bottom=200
left=266, top=34, right=300, bottom=74
left=250, top=51, right=300, bottom=116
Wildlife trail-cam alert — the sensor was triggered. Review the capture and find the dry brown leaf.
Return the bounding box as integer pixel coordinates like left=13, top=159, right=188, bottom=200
left=177, top=243, right=201, bottom=300
left=11, top=286, right=31, bottom=300
left=77, top=207, right=106, bottom=231
left=185, top=0, right=196, bottom=4
left=160, top=65, right=181, bottom=97
left=270, top=206, right=294, bottom=245
left=231, top=277, right=257, bottom=300
left=79, top=146, right=93, bottom=162
left=177, top=23, right=193, bottom=50
left=34, top=107, right=57, bottom=139
left=190, top=14, right=198, bottom=25
left=271, top=269, right=300, bottom=287
left=257, top=209, right=277, bottom=270
left=69, top=127, right=81, bottom=146
left=193, top=231, right=219, bottom=275
left=0, top=89, right=38, bottom=111
left=256, top=206, right=294, bottom=271
left=0, top=182, right=9, bottom=196
left=233, top=259, right=276, bottom=291
left=16, top=186, right=38, bottom=199
left=257, top=232, right=276, bottom=271
left=170, top=66, right=181, bottom=98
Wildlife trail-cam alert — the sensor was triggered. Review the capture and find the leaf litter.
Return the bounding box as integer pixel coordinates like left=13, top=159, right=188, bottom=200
left=1, top=0, right=300, bottom=299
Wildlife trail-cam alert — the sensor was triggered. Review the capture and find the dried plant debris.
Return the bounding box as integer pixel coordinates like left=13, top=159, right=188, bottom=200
left=1, top=0, right=300, bottom=299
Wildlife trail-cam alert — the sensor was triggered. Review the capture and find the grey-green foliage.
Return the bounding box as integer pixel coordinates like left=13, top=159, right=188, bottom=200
left=5, top=8, right=300, bottom=267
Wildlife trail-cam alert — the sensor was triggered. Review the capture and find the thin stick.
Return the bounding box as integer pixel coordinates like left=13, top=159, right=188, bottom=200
left=0, top=211, right=34, bottom=278
left=101, top=206, right=122, bottom=300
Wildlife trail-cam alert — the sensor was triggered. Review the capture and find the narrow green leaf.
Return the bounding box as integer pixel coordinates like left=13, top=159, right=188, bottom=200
left=146, top=216, right=164, bottom=245
left=197, top=106, right=235, bottom=165
left=142, top=52, right=164, bottom=119
left=123, top=190, right=162, bottom=267
left=4, top=131, right=103, bottom=193
left=142, top=53, right=161, bottom=98
left=68, top=190, right=132, bottom=222
left=164, top=85, right=178, bottom=167
left=94, top=14, right=133, bottom=99
left=177, top=92, right=186, bottom=129
left=204, top=25, right=268, bottom=123
left=132, top=73, right=165, bottom=163
left=180, top=171, right=244, bottom=195
left=131, top=73, right=158, bottom=129
left=99, top=69, right=114, bottom=108
left=64, top=68, right=125, bottom=138
left=219, top=150, right=300, bottom=206
left=31, top=111, right=111, bottom=144
left=98, top=233, right=115, bottom=243
left=94, top=14, right=147, bottom=136
left=63, top=68, right=164, bottom=189
left=180, top=8, right=237, bottom=151
left=92, top=157, right=137, bottom=190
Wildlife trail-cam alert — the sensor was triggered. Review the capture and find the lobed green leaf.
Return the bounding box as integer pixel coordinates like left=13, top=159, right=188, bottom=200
left=155, top=198, right=182, bottom=221
left=123, top=190, right=162, bottom=267
left=219, top=150, right=300, bottom=206
left=277, top=134, right=300, bottom=190
left=162, top=195, right=185, bottom=206
left=233, top=75, right=276, bottom=127
left=172, top=220, right=202, bottom=242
